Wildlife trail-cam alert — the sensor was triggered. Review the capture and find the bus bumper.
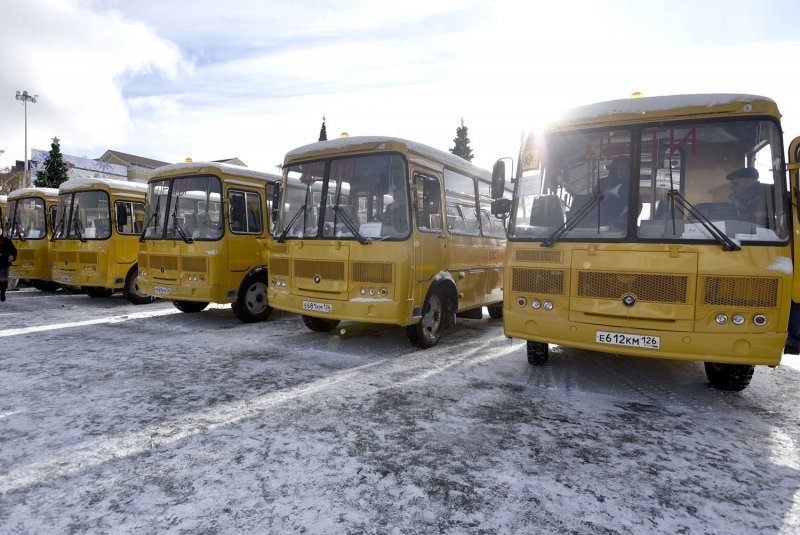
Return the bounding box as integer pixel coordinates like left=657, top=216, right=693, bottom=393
left=269, top=290, right=415, bottom=326
left=504, top=313, right=783, bottom=366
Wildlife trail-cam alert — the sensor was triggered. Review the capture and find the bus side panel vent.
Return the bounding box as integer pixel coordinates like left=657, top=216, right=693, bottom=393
left=515, top=249, right=563, bottom=263
left=270, top=258, right=290, bottom=276
left=352, top=262, right=393, bottom=284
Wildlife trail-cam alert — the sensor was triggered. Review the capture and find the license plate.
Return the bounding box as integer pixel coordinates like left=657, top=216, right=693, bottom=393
left=154, top=286, right=172, bottom=295
left=596, top=331, right=660, bottom=349
left=303, top=300, right=332, bottom=313
left=8, top=270, right=16, bottom=278
left=61, top=275, right=73, bottom=283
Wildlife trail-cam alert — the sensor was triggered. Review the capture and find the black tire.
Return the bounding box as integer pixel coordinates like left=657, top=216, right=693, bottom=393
left=123, top=267, right=155, bottom=305
left=704, top=362, right=755, bottom=392
left=487, top=305, right=503, bottom=319
left=84, top=287, right=114, bottom=298
left=31, top=280, right=62, bottom=292
left=232, top=273, right=272, bottom=323
left=173, top=300, right=209, bottom=313
left=301, top=314, right=340, bottom=333
left=406, top=291, right=445, bottom=348
left=527, top=341, right=549, bottom=365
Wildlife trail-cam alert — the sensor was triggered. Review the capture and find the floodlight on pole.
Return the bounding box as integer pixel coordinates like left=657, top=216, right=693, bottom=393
left=15, top=90, right=38, bottom=187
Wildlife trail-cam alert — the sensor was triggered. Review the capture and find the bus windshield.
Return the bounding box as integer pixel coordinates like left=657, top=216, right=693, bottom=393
left=142, top=175, right=223, bottom=241
left=510, top=119, right=787, bottom=244
left=54, top=190, right=111, bottom=240
left=6, top=197, right=47, bottom=240
left=277, top=154, right=408, bottom=240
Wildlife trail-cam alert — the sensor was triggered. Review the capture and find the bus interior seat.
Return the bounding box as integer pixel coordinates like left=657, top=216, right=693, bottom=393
left=530, top=195, right=565, bottom=227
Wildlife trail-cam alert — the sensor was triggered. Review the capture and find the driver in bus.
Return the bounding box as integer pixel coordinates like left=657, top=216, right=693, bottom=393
left=382, top=185, right=409, bottom=233
left=726, top=167, right=770, bottom=225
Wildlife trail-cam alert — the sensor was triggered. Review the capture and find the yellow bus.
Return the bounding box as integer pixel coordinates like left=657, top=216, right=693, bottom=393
left=268, top=136, right=506, bottom=347
left=490, top=93, right=795, bottom=391
left=51, top=177, right=153, bottom=303
left=137, top=161, right=281, bottom=322
left=6, top=187, right=61, bottom=291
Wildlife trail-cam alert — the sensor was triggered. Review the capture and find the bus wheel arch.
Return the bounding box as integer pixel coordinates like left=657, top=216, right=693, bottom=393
left=704, top=362, right=754, bottom=391
left=232, top=268, right=272, bottom=323
left=123, top=264, right=155, bottom=305
left=406, top=280, right=457, bottom=348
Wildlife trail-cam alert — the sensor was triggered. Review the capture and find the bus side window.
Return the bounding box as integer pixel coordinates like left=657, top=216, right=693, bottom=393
left=414, top=173, right=442, bottom=232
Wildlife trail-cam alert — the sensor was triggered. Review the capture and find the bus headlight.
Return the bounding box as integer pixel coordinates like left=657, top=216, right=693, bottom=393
left=380, top=288, right=388, bottom=297
left=732, top=314, right=745, bottom=325
left=715, top=313, right=728, bottom=325
left=753, top=314, right=767, bottom=326
left=543, top=301, right=554, bottom=311
left=517, top=297, right=526, bottom=307
left=360, top=288, right=367, bottom=296
left=140, top=270, right=147, bottom=277
left=531, top=299, right=542, bottom=310
left=369, top=288, right=376, bottom=296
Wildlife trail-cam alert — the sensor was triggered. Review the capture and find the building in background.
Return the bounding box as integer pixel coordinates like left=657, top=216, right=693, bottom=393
left=96, top=150, right=170, bottom=182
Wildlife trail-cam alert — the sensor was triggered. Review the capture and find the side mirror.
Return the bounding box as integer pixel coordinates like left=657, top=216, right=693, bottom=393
left=116, top=204, right=128, bottom=228
left=491, top=198, right=512, bottom=218
left=491, top=160, right=506, bottom=200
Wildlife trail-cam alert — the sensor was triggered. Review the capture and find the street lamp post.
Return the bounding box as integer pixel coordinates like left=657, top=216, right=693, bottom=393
left=15, top=90, right=38, bottom=187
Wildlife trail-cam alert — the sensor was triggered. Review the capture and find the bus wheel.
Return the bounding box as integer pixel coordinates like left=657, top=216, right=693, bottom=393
left=527, top=341, right=549, bottom=365
left=85, top=287, right=113, bottom=298
left=301, top=314, right=340, bottom=333
left=407, top=292, right=445, bottom=348
left=487, top=305, right=503, bottom=319
left=31, top=280, right=62, bottom=292
left=173, top=300, right=208, bottom=313
left=123, top=268, right=155, bottom=305
left=232, top=273, right=272, bottom=323
left=704, top=362, right=754, bottom=391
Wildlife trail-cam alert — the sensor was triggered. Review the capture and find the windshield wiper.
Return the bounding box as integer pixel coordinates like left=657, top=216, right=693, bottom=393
left=541, top=192, right=604, bottom=247
left=11, top=214, right=26, bottom=241
left=172, top=214, right=193, bottom=244
left=332, top=206, right=371, bottom=244
left=51, top=213, right=66, bottom=242
left=74, top=223, right=86, bottom=243
left=276, top=205, right=306, bottom=243
left=665, top=189, right=740, bottom=251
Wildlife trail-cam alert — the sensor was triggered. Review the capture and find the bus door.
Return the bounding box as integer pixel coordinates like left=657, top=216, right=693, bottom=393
left=443, top=170, right=486, bottom=311
left=227, top=186, right=267, bottom=273
left=790, top=136, right=800, bottom=301
left=412, top=172, right=447, bottom=301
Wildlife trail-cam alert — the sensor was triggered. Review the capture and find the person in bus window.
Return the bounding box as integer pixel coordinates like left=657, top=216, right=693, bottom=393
left=597, top=158, right=631, bottom=229
left=727, top=167, right=771, bottom=225
left=382, top=185, right=409, bottom=233
left=0, top=227, right=18, bottom=302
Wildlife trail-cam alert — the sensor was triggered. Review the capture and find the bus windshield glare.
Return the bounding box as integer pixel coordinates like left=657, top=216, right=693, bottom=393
left=277, top=154, right=408, bottom=240
left=143, top=175, right=223, bottom=241
left=54, top=190, right=111, bottom=240
left=510, top=119, right=787, bottom=244
left=6, top=197, right=47, bottom=240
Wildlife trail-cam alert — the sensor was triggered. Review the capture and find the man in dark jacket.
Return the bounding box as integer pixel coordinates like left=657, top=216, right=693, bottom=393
left=0, top=228, right=18, bottom=302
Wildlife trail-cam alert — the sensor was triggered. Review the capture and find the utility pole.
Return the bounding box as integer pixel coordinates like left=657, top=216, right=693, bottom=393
left=15, top=90, right=38, bottom=187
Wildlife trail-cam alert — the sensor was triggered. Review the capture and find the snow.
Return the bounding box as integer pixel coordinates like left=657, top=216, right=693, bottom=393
left=1, top=288, right=799, bottom=533
left=151, top=161, right=281, bottom=183
left=59, top=176, right=148, bottom=194
left=7, top=187, right=59, bottom=200
left=768, top=257, right=794, bottom=274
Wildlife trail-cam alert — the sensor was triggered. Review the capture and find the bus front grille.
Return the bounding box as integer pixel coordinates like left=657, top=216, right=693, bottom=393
left=702, top=276, right=779, bottom=308
left=515, top=249, right=563, bottom=263
left=577, top=272, right=688, bottom=303
left=294, top=260, right=345, bottom=281
left=512, top=268, right=565, bottom=295
left=181, top=256, right=207, bottom=273
left=352, top=262, right=392, bottom=284
left=149, top=254, right=179, bottom=271
left=270, top=258, right=290, bottom=276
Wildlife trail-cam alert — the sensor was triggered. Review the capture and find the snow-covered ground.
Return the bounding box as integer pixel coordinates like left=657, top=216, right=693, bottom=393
left=0, top=287, right=798, bottom=534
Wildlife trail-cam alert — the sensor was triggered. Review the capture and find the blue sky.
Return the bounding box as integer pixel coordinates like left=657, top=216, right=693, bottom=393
left=2, top=0, right=800, bottom=175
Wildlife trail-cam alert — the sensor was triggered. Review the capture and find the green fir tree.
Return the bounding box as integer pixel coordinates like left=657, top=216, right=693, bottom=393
left=319, top=115, right=328, bottom=141
left=35, top=137, right=70, bottom=188
left=449, top=118, right=474, bottom=162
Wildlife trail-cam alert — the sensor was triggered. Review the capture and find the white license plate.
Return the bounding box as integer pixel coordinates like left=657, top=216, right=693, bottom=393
left=303, top=300, right=332, bottom=313
left=596, top=331, right=660, bottom=349
left=61, top=275, right=73, bottom=283
left=154, top=286, right=172, bottom=295
left=8, top=270, right=16, bottom=278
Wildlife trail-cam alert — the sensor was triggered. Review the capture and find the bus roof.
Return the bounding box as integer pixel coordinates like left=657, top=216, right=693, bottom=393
left=149, top=161, right=281, bottom=183
left=58, top=176, right=148, bottom=194
left=8, top=187, right=60, bottom=200
left=285, top=136, right=491, bottom=180
left=546, top=93, right=781, bottom=131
